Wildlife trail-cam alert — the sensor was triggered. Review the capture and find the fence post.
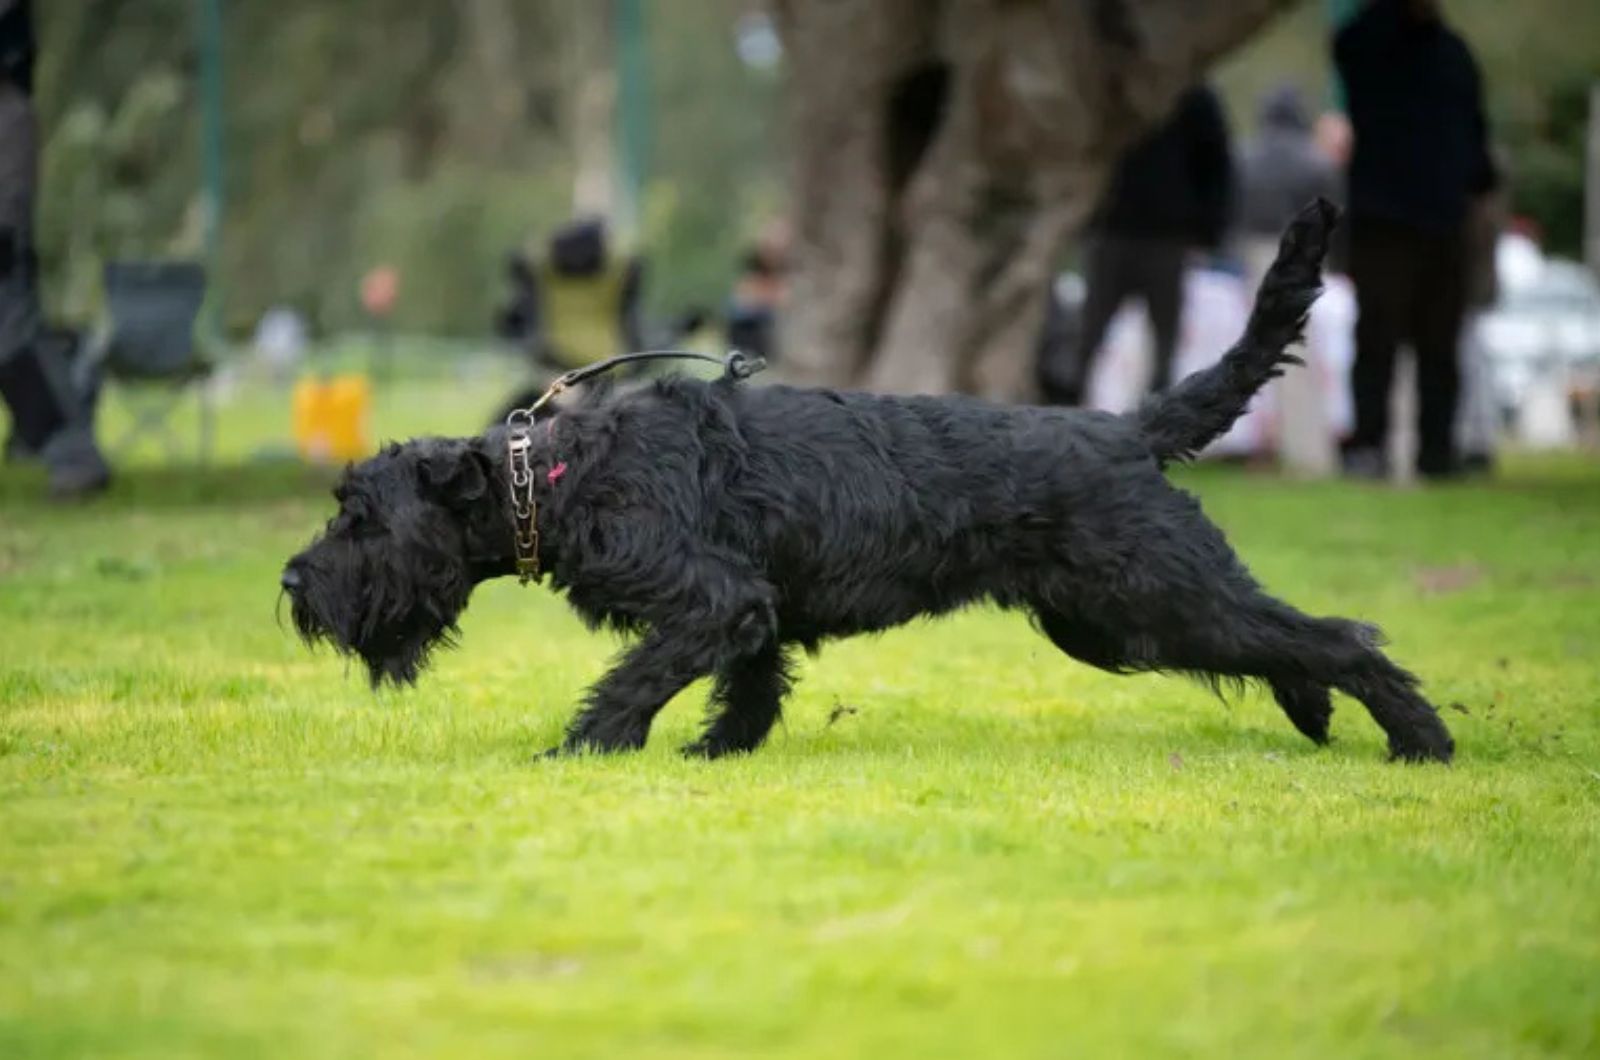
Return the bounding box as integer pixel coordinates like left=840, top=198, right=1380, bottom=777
left=197, top=0, right=225, bottom=343
left=1587, top=82, right=1600, bottom=279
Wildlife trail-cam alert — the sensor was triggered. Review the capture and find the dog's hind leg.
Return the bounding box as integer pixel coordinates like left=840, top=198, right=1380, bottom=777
left=1324, top=647, right=1454, bottom=763
left=1267, top=678, right=1333, bottom=745
left=1032, top=592, right=1451, bottom=762
left=682, top=641, right=794, bottom=759
left=1034, top=603, right=1329, bottom=741
left=1029, top=478, right=1450, bottom=761
left=1033, top=607, right=1139, bottom=674
left=1173, top=596, right=1451, bottom=761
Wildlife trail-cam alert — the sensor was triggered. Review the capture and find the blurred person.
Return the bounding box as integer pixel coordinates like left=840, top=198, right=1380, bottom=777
left=1034, top=274, right=1081, bottom=406
left=1313, top=111, right=1353, bottom=170
left=725, top=219, right=790, bottom=363
left=1235, top=84, right=1342, bottom=475
left=490, top=216, right=646, bottom=426
left=494, top=216, right=644, bottom=371
left=1059, top=83, right=1233, bottom=404
left=1312, top=109, right=1353, bottom=274
left=1335, top=0, right=1496, bottom=480
left=1237, top=86, right=1340, bottom=246
left=1456, top=149, right=1508, bottom=473
left=0, top=0, right=110, bottom=498
left=494, top=251, right=541, bottom=353
left=252, top=305, right=309, bottom=382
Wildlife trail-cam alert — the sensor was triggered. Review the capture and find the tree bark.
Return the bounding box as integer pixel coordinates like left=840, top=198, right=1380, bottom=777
left=770, top=0, right=934, bottom=386
left=778, top=0, right=1297, bottom=399
left=567, top=5, right=617, bottom=218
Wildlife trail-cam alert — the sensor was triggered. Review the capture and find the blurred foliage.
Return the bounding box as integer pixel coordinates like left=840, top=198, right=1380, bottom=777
left=26, top=0, right=1596, bottom=341
left=641, top=2, right=783, bottom=319
left=32, top=0, right=780, bottom=340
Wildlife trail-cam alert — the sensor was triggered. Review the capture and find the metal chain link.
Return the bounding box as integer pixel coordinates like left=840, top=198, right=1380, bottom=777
left=500, top=349, right=765, bottom=588
left=506, top=428, right=539, bottom=584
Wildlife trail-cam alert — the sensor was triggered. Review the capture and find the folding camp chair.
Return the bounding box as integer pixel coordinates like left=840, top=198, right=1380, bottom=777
left=93, top=260, right=213, bottom=463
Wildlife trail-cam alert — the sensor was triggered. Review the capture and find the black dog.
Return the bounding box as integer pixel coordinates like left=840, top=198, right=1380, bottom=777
left=283, top=201, right=1454, bottom=763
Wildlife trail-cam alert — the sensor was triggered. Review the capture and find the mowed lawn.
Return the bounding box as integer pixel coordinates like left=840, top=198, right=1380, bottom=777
left=2, top=368, right=1599, bottom=1058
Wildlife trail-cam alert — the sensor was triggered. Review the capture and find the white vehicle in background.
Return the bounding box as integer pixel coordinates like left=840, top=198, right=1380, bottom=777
left=1478, top=236, right=1600, bottom=445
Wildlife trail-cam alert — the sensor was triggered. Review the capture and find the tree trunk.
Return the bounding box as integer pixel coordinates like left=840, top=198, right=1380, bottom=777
left=567, top=5, right=617, bottom=218
left=777, top=0, right=1298, bottom=399
left=771, top=0, right=934, bottom=386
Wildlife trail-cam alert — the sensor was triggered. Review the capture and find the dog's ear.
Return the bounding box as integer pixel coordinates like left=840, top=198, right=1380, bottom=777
left=417, top=442, right=490, bottom=509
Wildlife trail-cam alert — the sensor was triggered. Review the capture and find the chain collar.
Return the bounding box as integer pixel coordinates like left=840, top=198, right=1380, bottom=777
left=502, top=349, right=765, bottom=588
left=505, top=416, right=540, bottom=584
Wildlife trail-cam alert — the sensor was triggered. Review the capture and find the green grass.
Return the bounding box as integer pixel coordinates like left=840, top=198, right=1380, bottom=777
left=3, top=367, right=1599, bottom=1058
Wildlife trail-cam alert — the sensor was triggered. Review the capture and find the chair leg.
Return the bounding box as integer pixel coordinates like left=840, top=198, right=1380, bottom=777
left=114, top=386, right=188, bottom=463
left=162, top=407, right=182, bottom=463
left=198, top=381, right=214, bottom=466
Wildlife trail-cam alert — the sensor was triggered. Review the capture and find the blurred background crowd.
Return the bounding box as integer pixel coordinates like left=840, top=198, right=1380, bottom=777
left=2, top=0, right=1598, bottom=498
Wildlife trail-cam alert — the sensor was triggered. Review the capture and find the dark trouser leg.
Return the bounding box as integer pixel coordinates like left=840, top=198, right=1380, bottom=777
left=0, top=230, right=65, bottom=453
left=1065, top=236, right=1134, bottom=405
left=1346, top=223, right=1413, bottom=456
left=1412, top=234, right=1467, bottom=477
left=0, top=88, right=108, bottom=493
left=0, top=286, right=108, bottom=492
left=0, top=333, right=68, bottom=452
left=1139, top=239, right=1188, bottom=392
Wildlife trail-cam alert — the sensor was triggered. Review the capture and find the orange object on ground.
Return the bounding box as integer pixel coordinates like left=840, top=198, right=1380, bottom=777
left=293, top=374, right=371, bottom=464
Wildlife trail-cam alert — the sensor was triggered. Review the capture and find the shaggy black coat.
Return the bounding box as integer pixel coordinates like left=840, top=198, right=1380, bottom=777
left=284, top=200, right=1454, bottom=763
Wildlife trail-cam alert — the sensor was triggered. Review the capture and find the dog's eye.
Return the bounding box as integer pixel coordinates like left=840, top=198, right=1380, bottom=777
left=348, top=507, right=389, bottom=539
left=329, top=508, right=383, bottom=539
left=339, top=493, right=372, bottom=522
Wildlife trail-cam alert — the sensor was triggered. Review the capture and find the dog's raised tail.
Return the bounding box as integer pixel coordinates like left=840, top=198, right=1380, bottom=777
left=1136, top=198, right=1338, bottom=465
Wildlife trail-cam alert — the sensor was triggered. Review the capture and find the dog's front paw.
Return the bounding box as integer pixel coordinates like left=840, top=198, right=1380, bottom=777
left=542, top=726, right=648, bottom=759
left=539, top=736, right=604, bottom=760
left=680, top=736, right=742, bottom=760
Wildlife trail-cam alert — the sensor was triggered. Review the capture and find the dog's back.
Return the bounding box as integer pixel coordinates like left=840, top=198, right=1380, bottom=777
left=574, top=200, right=1337, bottom=634
left=561, top=376, right=1157, bottom=641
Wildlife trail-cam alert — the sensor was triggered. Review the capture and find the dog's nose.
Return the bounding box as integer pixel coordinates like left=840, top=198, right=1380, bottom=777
left=281, top=566, right=302, bottom=591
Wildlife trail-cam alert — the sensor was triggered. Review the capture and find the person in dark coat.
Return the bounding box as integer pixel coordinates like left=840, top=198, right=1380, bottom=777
left=1335, top=0, right=1496, bottom=480
left=0, top=0, right=110, bottom=497
left=1237, top=85, right=1341, bottom=243
left=1234, top=84, right=1344, bottom=475
left=1054, top=83, right=1233, bottom=404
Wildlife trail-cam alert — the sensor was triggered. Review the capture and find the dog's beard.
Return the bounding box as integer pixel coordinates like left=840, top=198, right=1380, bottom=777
left=288, top=542, right=468, bottom=688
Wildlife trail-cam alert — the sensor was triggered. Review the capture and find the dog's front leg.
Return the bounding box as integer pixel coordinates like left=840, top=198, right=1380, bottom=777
left=551, top=626, right=729, bottom=755
left=682, top=640, right=794, bottom=759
